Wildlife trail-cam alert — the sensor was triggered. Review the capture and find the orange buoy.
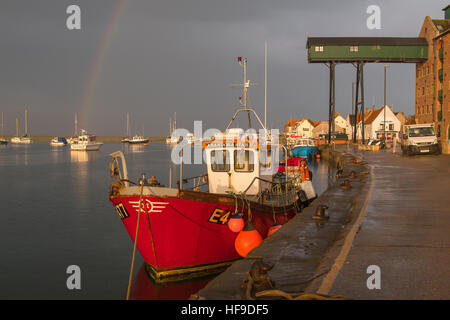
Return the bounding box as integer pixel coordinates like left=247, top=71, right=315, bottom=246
left=267, top=224, right=282, bottom=237
left=234, top=221, right=263, bottom=257
left=228, top=211, right=244, bottom=233
left=316, top=154, right=321, bottom=159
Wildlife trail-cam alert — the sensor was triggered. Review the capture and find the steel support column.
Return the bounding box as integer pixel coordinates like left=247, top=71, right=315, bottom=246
left=352, top=62, right=365, bottom=144
left=328, top=62, right=336, bottom=144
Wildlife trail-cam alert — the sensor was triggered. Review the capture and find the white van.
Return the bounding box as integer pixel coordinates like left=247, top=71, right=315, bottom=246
left=401, top=124, right=440, bottom=155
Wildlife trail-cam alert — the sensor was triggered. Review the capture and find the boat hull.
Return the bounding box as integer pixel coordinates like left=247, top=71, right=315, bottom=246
left=128, top=139, right=149, bottom=144
left=70, top=143, right=103, bottom=151
left=11, top=137, right=32, bottom=144
left=50, top=141, right=66, bottom=146
left=110, top=193, right=296, bottom=282
left=291, top=146, right=319, bottom=158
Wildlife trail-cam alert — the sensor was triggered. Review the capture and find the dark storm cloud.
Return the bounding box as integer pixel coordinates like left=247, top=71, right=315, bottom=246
left=0, top=0, right=447, bottom=136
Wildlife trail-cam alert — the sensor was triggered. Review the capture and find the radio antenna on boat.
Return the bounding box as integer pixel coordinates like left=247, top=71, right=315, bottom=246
left=231, top=57, right=259, bottom=128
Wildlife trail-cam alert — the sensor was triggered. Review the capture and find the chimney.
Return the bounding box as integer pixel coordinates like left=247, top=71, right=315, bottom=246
left=372, top=105, right=375, bottom=111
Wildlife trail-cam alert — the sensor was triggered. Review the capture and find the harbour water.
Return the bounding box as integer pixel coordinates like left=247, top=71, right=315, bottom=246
left=0, top=141, right=334, bottom=299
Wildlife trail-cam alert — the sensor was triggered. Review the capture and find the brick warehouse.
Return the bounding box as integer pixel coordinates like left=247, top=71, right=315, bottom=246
left=416, top=5, right=450, bottom=154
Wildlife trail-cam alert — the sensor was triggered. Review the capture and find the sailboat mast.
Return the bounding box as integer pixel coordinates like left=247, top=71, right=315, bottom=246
left=1, top=112, right=3, bottom=137
left=16, top=118, right=19, bottom=137
left=25, top=109, right=28, bottom=136
left=75, top=113, right=78, bottom=136
left=126, top=112, right=130, bottom=137
left=174, top=112, right=176, bottom=131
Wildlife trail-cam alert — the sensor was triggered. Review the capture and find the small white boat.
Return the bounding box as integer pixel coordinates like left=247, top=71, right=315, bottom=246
left=50, top=137, right=67, bottom=146
left=70, top=129, right=103, bottom=151
left=11, top=136, right=32, bottom=144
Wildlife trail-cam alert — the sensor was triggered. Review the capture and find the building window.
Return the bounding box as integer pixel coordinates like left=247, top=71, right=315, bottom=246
left=350, top=46, right=359, bottom=52
left=314, top=46, right=324, bottom=52
left=389, top=124, right=394, bottom=131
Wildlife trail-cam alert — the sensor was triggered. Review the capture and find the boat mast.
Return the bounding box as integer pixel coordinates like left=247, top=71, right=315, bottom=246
left=1, top=112, right=3, bottom=137
left=126, top=112, right=130, bottom=137
left=74, top=113, right=78, bottom=136
left=234, top=57, right=260, bottom=128
left=264, top=41, right=267, bottom=131
left=16, top=118, right=19, bottom=137
left=25, top=109, right=28, bottom=136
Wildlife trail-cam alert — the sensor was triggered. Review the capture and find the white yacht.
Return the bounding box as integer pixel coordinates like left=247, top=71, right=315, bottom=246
left=70, top=129, right=103, bottom=151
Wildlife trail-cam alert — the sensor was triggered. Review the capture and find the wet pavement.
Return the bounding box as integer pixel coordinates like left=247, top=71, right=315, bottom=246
left=307, top=148, right=450, bottom=299
left=194, top=149, right=371, bottom=299
left=194, top=147, right=450, bottom=300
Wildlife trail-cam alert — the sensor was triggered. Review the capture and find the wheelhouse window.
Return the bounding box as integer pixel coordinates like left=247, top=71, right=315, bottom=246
left=350, top=46, right=359, bottom=52
left=260, top=149, right=272, bottom=169
left=234, top=150, right=254, bottom=172
left=210, top=150, right=230, bottom=172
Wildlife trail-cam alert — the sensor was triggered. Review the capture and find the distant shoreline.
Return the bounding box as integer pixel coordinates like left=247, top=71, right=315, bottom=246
left=0, top=136, right=167, bottom=142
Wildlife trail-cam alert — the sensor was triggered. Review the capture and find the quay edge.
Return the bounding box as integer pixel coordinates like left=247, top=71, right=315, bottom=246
left=191, top=145, right=371, bottom=300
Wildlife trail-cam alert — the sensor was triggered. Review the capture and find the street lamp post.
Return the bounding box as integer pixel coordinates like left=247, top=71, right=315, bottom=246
left=384, top=64, right=389, bottom=141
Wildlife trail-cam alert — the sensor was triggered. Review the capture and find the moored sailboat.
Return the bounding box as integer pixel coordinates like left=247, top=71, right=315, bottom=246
left=11, top=110, right=32, bottom=144
left=107, top=57, right=316, bottom=283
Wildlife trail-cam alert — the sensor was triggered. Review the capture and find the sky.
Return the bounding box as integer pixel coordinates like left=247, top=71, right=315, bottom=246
left=0, top=0, right=448, bottom=136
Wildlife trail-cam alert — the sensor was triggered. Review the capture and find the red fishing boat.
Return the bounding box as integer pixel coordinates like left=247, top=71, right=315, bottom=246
left=108, top=57, right=316, bottom=283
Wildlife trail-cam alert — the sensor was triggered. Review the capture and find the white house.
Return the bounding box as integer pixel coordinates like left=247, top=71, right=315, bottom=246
left=334, top=113, right=348, bottom=134
left=357, top=105, right=401, bottom=141
left=294, top=118, right=315, bottom=138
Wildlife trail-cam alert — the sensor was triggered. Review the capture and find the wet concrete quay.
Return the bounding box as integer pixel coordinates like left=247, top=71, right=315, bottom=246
left=193, top=147, right=450, bottom=300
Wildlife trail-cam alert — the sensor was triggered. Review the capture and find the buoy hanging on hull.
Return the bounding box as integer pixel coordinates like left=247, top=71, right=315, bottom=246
left=228, top=211, right=244, bottom=233
left=234, top=221, right=262, bottom=257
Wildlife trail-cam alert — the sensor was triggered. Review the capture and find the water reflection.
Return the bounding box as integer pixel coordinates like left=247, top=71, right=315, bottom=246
left=123, top=143, right=148, bottom=154
left=129, top=263, right=214, bottom=300
left=70, top=150, right=100, bottom=163
left=50, top=145, right=66, bottom=163
left=12, top=144, right=30, bottom=166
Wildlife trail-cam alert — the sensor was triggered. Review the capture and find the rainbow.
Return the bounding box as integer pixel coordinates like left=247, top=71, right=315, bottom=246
left=78, top=0, right=129, bottom=131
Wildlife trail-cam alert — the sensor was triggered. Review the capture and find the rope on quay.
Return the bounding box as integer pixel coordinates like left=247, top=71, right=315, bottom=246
left=245, top=272, right=347, bottom=300
left=125, top=174, right=145, bottom=300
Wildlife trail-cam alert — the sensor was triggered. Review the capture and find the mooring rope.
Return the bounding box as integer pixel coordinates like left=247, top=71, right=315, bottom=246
left=125, top=174, right=145, bottom=300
